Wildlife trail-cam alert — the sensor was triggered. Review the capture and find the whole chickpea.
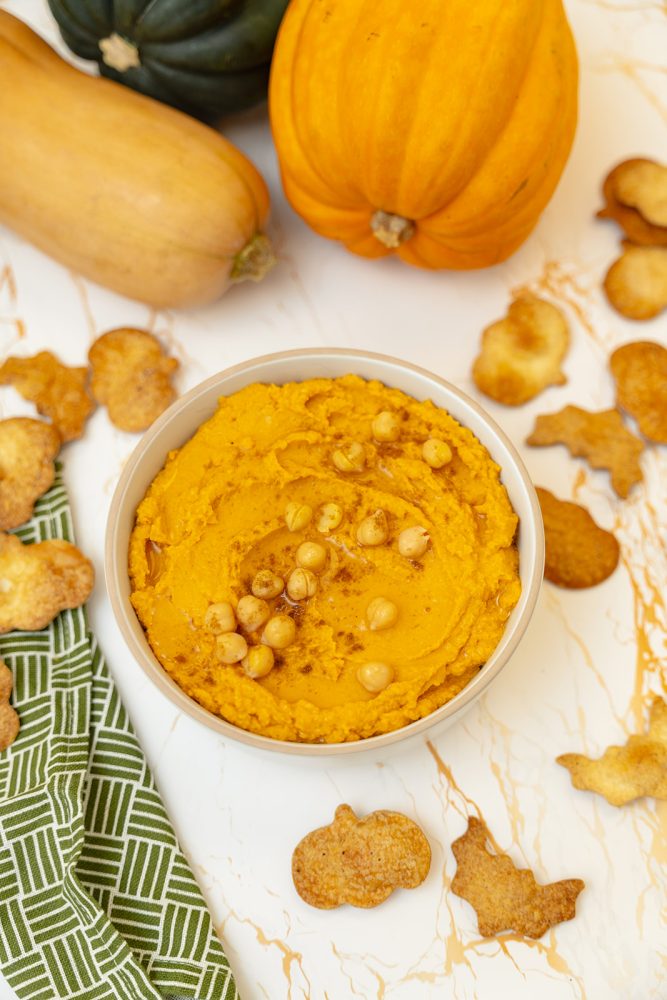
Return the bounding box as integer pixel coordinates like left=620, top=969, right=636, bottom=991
left=251, top=570, right=284, bottom=600
left=357, top=661, right=394, bottom=693
left=204, top=602, right=236, bottom=634
left=216, top=632, right=248, bottom=664
left=236, top=595, right=271, bottom=632
left=317, top=502, right=344, bottom=534
left=262, top=614, right=297, bottom=649
left=422, top=438, right=452, bottom=469
left=296, top=541, right=327, bottom=573
left=287, top=567, right=318, bottom=601
left=366, top=597, right=399, bottom=631
left=398, top=526, right=430, bottom=559
left=285, top=502, right=313, bottom=532
left=242, top=645, right=275, bottom=679
left=356, top=509, right=389, bottom=547
left=332, top=442, right=365, bottom=473
left=372, top=410, right=401, bottom=442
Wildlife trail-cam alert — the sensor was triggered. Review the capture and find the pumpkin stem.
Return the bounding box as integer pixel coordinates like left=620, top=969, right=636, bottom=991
left=370, top=211, right=415, bottom=249
left=231, top=233, right=276, bottom=283
left=99, top=34, right=140, bottom=73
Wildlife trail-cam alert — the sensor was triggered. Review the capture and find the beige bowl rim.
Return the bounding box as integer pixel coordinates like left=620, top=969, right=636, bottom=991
left=105, top=347, right=544, bottom=756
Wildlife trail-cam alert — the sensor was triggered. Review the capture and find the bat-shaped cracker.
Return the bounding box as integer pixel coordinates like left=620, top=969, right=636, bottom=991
left=0, top=351, right=94, bottom=442
left=558, top=697, right=667, bottom=806
left=451, top=817, right=584, bottom=939
left=527, top=405, right=644, bottom=498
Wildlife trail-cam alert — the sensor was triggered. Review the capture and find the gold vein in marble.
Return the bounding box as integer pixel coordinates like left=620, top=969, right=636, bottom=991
left=592, top=54, right=667, bottom=123
left=0, top=262, right=26, bottom=347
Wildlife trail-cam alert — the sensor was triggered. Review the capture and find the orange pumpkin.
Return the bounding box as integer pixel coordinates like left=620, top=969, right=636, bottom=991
left=269, top=0, right=578, bottom=270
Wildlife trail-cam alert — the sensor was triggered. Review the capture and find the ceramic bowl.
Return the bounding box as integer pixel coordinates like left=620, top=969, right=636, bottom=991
left=105, top=348, right=544, bottom=756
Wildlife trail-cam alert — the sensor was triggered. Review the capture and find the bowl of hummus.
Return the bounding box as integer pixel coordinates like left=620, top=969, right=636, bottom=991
left=106, top=349, right=544, bottom=755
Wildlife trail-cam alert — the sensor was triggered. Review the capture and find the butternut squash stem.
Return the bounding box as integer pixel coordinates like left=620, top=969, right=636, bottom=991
left=231, top=233, right=276, bottom=283
left=370, top=210, right=415, bottom=249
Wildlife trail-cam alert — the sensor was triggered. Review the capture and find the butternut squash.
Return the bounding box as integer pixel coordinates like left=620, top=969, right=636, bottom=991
left=269, top=0, right=578, bottom=270
left=0, top=12, right=274, bottom=309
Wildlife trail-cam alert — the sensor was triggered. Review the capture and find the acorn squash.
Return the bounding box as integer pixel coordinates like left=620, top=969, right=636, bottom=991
left=47, top=0, right=289, bottom=121
left=269, top=0, right=579, bottom=270
left=0, top=12, right=274, bottom=308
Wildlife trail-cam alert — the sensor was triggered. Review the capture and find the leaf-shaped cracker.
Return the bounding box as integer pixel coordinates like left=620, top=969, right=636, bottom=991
left=292, top=803, right=431, bottom=909
left=451, top=817, right=584, bottom=939
left=0, top=418, right=61, bottom=531
left=537, top=487, right=619, bottom=589
left=472, top=296, right=570, bottom=406
left=88, top=328, right=179, bottom=433
left=0, top=351, right=94, bottom=442
left=610, top=340, right=667, bottom=444
left=0, top=532, right=94, bottom=634
left=604, top=245, right=667, bottom=321
left=597, top=159, right=667, bottom=247
left=557, top=697, right=667, bottom=807
left=527, top=405, right=644, bottom=498
left=0, top=659, right=19, bottom=751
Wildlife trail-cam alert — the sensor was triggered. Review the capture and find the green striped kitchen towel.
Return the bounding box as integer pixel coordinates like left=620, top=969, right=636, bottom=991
left=0, top=466, right=238, bottom=1000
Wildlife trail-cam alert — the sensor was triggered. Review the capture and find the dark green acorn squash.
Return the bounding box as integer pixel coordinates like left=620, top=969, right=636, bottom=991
left=47, top=0, right=289, bottom=121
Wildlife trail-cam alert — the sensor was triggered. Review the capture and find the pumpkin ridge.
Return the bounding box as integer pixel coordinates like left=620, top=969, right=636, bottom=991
left=418, top=0, right=577, bottom=238
left=284, top=2, right=368, bottom=212
left=395, top=6, right=511, bottom=222
left=401, top=3, right=546, bottom=220
left=410, top=7, right=550, bottom=234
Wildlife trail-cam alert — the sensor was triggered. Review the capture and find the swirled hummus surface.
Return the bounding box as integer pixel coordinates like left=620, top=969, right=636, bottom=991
left=129, top=375, right=521, bottom=743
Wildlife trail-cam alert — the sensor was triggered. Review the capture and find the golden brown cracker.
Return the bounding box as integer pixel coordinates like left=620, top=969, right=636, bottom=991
left=0, top=659, right=19, bottom=751
left=612, top=158, right=667, bottom=229
left=0, top=351, right=94, bottom=442
left=527, top=405, right=644, bottom=498
left=450, top=816, right=585, bottom=939
left=472, top=295, right=570, bottom=406
left=610, top=340, right=667, bottom=443
left=597, top=159, right=667, bottom=247
left=88, top=328, right=179, bottom=433
left=292, top=803, right=431, bottom=909
left=536, top=487, right=620, bottom=589
left=604, top=245, right=667, bottom=321
left=0, top=418, right=61, bottom=531
left=0, top=532, right=94, bottom=634
left=557, top=697, right=667, bottom=806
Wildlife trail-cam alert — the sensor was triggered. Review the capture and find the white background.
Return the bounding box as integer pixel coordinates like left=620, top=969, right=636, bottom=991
left=1, top=1, right=666, bottom=997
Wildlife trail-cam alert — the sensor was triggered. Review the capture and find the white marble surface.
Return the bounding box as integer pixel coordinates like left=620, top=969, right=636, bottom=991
left=1, top=1, right=666, bottom=997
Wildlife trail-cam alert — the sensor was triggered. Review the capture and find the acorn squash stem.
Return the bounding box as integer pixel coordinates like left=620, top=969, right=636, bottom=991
left=231, top=233, right=276, bottom=283
left=99, top=33, right=140, bottom=72
left=370, top=210, right=415, bottom=249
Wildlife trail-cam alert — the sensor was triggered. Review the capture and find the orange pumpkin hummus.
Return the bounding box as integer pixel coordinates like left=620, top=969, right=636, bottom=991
left=129, top=375, right=520, bottom=743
